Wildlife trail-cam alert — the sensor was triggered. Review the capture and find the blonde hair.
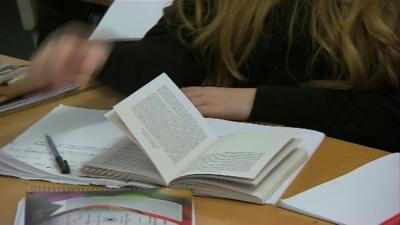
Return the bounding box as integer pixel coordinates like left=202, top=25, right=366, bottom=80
left=164, top=0, right=400, bottom=89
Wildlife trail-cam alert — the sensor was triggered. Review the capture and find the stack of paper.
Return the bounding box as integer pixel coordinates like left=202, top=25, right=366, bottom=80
left=0, top=104, right=324, bottom=204
left=0, top=105, right=153, bottom=188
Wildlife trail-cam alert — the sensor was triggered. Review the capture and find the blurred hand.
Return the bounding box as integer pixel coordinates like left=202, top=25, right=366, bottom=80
left=181, top=87, right=256, bottom=121
left=0, top=23, right=112, bottom=104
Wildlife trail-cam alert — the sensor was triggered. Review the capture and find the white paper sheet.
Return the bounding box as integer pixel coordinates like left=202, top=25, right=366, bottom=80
left=4, top=105, right=126, bottom=176
left=90, top=0, right=172, bottom=41
left=0, top=105, right=154, bottom=188
left=279, top=153, right=400, bottom=225
left=13, top=198, right=25, bottom=225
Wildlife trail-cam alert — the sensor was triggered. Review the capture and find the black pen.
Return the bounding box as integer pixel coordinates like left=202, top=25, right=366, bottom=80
left=45, top=134, right=70, bottom=174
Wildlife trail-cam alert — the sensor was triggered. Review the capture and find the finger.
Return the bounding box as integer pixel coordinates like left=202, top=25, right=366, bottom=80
left=181, top=86, right=204, bottom=93
left=0, top=74, right=30, bottom=102
left=187, top=96, right=208, bottom=107
left=29, top=39, right=58, bottom=87
left=183, top=90, right=204, bottom=99
left=0, top=86, right=13, bottom=99
left=196, top=104, right=215, bottom=118
left=0, top=96, right=6, bottom=103
left=58, top=21, right=91, bottom=38
left=181, top=86, right=204, bottom=98
left=76, top=41, right=112, bottom=88
left=46, top=34, right=86, bottom=86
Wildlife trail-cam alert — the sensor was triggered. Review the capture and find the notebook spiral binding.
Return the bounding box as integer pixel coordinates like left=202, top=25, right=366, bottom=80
left=27, top=186, right=144, bottom=193
left=0, top=82, right=80, bottom=115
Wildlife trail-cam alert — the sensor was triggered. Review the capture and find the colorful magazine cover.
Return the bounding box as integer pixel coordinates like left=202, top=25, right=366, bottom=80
left=25, top=188, right=193, bottom=225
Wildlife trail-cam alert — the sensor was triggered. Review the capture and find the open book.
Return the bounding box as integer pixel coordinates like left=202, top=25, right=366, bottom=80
left=80, top=74, right=309, bottom=204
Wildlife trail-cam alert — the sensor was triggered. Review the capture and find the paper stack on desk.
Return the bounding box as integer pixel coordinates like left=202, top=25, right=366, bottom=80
left=0, top=105, right=151, bottom=188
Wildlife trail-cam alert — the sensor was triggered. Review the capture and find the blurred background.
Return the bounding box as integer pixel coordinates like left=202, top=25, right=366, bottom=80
left=0, top=0, right=108, bottom=59
left=0, top=0, right=34, bottom=59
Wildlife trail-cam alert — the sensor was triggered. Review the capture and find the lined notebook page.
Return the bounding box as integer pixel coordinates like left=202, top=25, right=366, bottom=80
left=0, top=82, right=79, bottom=115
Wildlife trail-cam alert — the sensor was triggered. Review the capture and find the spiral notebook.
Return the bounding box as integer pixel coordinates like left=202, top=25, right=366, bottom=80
left=0, top=82, right=80, bottom=116
left=14, top=187, right=194, bottom=225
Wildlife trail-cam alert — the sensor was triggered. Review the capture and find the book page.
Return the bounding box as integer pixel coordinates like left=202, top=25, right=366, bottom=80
left=178, top=130, right=297, bottom=179
left=205, top=118, right=325, bottom=204
left=113, top=74, right=217, bottom=184
left=82, top=138, right=164, bottom=185
left=172, top=148, right=308, bottom=204
left=105, top=110, right=141, bottom=146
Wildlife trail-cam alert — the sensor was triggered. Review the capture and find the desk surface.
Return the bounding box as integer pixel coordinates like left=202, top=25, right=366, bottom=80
left=0, top=55, right=389, bottom=225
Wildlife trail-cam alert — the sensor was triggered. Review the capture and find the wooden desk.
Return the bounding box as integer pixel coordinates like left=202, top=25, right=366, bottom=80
left=0, top=55, right=389, bottom=225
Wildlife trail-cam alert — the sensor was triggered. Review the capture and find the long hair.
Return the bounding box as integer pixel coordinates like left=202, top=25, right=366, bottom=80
left=163, top=0, right=400, bottom=89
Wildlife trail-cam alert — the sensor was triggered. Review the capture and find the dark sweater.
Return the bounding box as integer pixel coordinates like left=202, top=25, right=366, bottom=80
left=97, top=5, right=400, bottom=152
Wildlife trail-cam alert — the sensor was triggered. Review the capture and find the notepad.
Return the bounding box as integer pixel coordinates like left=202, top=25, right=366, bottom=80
left=0, top=82, right=79, bottom=115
